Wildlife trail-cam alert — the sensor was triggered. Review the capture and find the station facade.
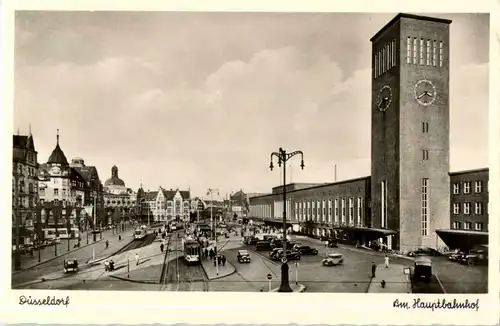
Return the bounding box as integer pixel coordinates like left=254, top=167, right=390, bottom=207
left=248, top=13, right=489, bottom=253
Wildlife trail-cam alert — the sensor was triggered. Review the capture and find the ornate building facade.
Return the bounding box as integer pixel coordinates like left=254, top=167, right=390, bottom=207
left=103, top=166, right=137, bottom=225
left=136, top=187, right=190, bottom=223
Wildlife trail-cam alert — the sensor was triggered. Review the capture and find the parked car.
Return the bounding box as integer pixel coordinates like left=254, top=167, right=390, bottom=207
left=243, top=236, right=259, bottom=245
left=270, top=239, right=292, bottom=249
left=294, top=245, right=319, bottom=255
left=283, top=250, right=301, bottom=261
left=413, top=257, right=432, bottom=282
left=462, top=248, right=488, bottom=266
left=449, top=251, right=467, bottom=262
left=255, top=241, right=272, bottom=251
left=237, top=250, right=251, bottom=263
left=408, top=247, right=442, bottom=257
left=269, top=248, right=283, bottom=260
left=322, top=253, right=344, bottom=266
left=326, top=238, right=339, bottom=248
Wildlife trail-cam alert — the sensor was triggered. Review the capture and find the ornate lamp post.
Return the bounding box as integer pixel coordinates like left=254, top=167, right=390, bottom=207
left=270, top=147, right=304, bottom=292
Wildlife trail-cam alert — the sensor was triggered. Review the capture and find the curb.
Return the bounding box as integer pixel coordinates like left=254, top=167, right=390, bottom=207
left=109, top=275, right=158, bottom=285
left=88, top=237, right=136, bottom=264
left=202, top=263, right=237, bottom=280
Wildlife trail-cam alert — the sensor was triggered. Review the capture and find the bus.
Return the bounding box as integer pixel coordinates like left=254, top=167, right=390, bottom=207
left=184, top=239, right=201, bottom=265
left=43, top=228, right=79, bottom=240
left=134, top=228, right=147, bottom=240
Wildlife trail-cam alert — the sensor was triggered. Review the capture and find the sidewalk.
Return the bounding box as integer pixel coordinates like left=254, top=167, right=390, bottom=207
left=14, top=225, right=134, bottom=272
left=366, top=264, right=411, bottom=293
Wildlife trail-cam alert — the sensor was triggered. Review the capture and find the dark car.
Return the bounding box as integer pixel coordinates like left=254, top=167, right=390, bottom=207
left=461, top=248, right=488, bottom=266
left=64, top=259, right=79, bottom=273
left=237, top=250, right=251, bottom=263
left=263, top=235, right=277, bottom=242
left=244, top=236, right=259, bottom=245
left=284, top=250, right=301, bottom=261
left=326, top=238, right=339, bottom=248
left=270, top=249, right=301, bottom=261
left=255, top=241, right=272, bottom=251
left=408, top=247, right=442, bottom=257
left=270, top=239, right=292, bottom=249
left=294, top=245, right=319, bottom=255
left=269, top=248, right=283, bottom=260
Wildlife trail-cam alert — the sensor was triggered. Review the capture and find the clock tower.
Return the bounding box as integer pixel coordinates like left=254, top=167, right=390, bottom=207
left=370, top=14, right=452, bottom=252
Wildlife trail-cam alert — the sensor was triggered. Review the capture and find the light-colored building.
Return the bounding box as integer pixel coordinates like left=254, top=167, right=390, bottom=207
left=137, top=187, right=190, bottom=223
left=102, top=165, right=136, bottom=224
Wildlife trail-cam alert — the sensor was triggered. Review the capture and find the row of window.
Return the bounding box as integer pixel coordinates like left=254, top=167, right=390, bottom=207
left=251, top=197, right=365, bottom=226
left=406, top=37, right=443, bottom=67
left=374, top=39, right=397, bottom=78
left=14, top=163, right=37, bottom=178
left=453, top=202, right=485, bottom=215
left=452, top=221, right=483, bottom=231
left=421, top=178, right=429, bottom=236
left=452, top=181, right=484, bottom=194
left=44, top=188, right=77, bottom=197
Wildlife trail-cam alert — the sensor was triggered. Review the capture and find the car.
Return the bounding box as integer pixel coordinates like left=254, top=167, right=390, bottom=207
left=64, top=259, right=79, bottom=273
left=284, top=250, right=301, bottom=261
left=408, top=247, right=442, bottom=257
left=269, top=248, right=283, bottom=260
left=462, top=248, right=488, bottom=266
left=237, top=250, right=251, bottom=263
left=243, top=236, right=259, bottom=245
left=449, top=251, right=466, bottom=262
left=255, top=241, right=272, bottom=251
left=326, top=238, right=339, bottom=248
left=270, top=239, right=292, bottom=249
left=270, top=249, right=301, bottom=261
left=322, top=253, right=344, bottom=266
left=294, top=245, right=319, bottom=255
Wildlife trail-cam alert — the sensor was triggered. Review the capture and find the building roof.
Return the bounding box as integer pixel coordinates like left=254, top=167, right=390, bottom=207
left=161, top=189, right=191, bottom=200
left=47, top=131, right=68, bottom=165
left=104, top=165, right=126, bottom=186
left=449, top=168, right=489, bottom=176
left=370, top=13, right=452, bottom=42
left=13, top=134, right=35, bottom=151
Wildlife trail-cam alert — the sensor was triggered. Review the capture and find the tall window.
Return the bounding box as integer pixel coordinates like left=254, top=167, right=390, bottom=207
left=328, top=199, right=332, bottom=223
left=422, top=122, right=429, bottom=133
left=382, top=47, right=385, bottom=73
left=475, top=202, right=484, bottom=215
left=378, top=51, right=382, bottom=76
left=453, top=183, right=460, bottom=194
left=453, top=221, right=461, bottom=229
left=421, top=178, right=429, bottom=236
left=433, top=40, right=437, bottom=66
left=374, top=53, right=378, bottom=78
left=334, top=198, right=339, bottom=224
left=341, top=198, right=346, bottom=224
left=391, top=43, right=394, bottom=68
left=357, top=197, right=363, bottom=225
left=475, top=181, right=483, bottom=193
left=426, top=39, right=431, bottom=65
left=381, top=180, right=387, bottom=228
left=464, top=182, right=471, bottom=194
left=439, top=41, right=443, bottom=67
left=295, top=202, right=299, bottom=220
left=406, top=37, right=411, bottom=63
left=419, top=38, right=424, bottom=65
left=386, top=44, right=390, bottom=70
left=413, top=37, right=417, bottom=64
left=453, top=202, right=460, bottom=214
left=348, top=198, right=354, bottom=224
left=322, top=200, right=326, bottom=222
left=463, top=202, right=471, bottom=215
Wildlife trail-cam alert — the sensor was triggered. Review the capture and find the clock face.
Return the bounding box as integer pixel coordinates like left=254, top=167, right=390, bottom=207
left=377, top=85, right=392, bottom=112
left=414, top=79, right=437, bottom=106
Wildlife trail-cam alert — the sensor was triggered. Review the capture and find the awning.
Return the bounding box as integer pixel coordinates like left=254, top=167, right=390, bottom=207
left=436, top=229, right=488, bottom=250
left=333, top=225, right=397, bottom=236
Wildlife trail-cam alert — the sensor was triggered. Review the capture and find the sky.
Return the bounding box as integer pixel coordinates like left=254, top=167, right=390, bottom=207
left=13, top=11, right=490, bottom=199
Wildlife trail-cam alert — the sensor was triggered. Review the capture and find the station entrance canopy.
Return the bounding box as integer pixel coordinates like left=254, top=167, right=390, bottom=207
left=333, top=225, right=397, bottom=241
left=436, top=229, right=488, bottom=251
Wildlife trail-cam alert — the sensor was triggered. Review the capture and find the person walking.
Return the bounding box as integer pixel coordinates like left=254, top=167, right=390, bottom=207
left=384, top=255, right=390, bottom=268
left=222, top=255, right=226, bottom=267
left=135, top=252, right=140, bottom=266
left=371, top=262, right=377, bottom=278
left=160, top=243, right=164, bottom=252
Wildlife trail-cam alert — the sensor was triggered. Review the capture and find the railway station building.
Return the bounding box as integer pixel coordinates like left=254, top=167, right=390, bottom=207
left=248, top=13, right=489, bottom=253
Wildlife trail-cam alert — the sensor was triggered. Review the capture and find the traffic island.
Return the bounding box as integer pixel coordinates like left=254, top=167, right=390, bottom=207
left=271, top=283, right=306, bottom=292
left=200, top=258, right=236, bottom=280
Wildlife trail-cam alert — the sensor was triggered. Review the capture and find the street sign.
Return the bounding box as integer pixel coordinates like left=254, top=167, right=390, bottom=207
left=281, top=257, right=288, bottom=264
left=267, top=273, right=272, bottom=280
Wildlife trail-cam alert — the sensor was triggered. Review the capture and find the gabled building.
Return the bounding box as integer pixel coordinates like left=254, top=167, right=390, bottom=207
left=12, top=130, right=39, bottom=244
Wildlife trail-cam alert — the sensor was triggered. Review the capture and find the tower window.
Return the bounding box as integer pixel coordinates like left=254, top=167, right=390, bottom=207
left=426, top=39, right=431, bottom=65
left=374, top=53, right=378, bottom=78
left=381, top=180, right=387, bottom=228
left=406, top=37, right=411, bottom=64
left=421, top=178, right=429, bottom=236
left=413, top=37, right=417, bottom=64
left=422, top=149, right=429, bottom=160
left=386, top=44, right=390, bottom=70
left=422, top=122, right=429, bottom=133
left=382, top=47, right=386, bottom=73
left=439, top=41, right=444, bottom=67
left=391, top=40, right=396, bottom=67
left=378, top=51, right=382, bottom=76
left=419, top=38, right=424, bottom=65
left=433, top=40, right=437, bottom=67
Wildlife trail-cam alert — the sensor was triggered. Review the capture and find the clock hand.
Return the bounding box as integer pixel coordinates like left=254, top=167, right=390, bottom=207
left=417, top=92, right=426, bottom=99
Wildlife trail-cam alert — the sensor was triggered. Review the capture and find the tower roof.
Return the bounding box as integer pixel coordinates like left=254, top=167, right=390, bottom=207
left=370, top=13, right=452, bottom=42
left=47, top=129, right=68, bottom=165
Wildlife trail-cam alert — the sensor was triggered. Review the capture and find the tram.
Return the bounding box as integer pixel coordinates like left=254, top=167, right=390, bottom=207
left=184, top=239, right=201, bottom=265
left=134, top=228, right=147, bottom=240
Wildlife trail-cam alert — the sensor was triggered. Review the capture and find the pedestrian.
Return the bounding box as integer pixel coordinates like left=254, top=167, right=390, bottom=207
left=204, top=248, right=208, bottom=260
left=209, top=248, right=214, bottom=260
left=105, top=240, right=109, bottom=248
left=217, top=255, right=222, bottom=266
left=384, top=255, right=389, bottom=268
left=222, top=255, right=226, bottom=267
left=135, top=253, right=140, bottom=266
left=160, top=243, right=164, bottom=252
left=371, top=262, right=377, bottom=278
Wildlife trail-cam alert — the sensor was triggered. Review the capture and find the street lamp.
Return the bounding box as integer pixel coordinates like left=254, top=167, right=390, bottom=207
left=270, top=147, right=304, bottom=292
